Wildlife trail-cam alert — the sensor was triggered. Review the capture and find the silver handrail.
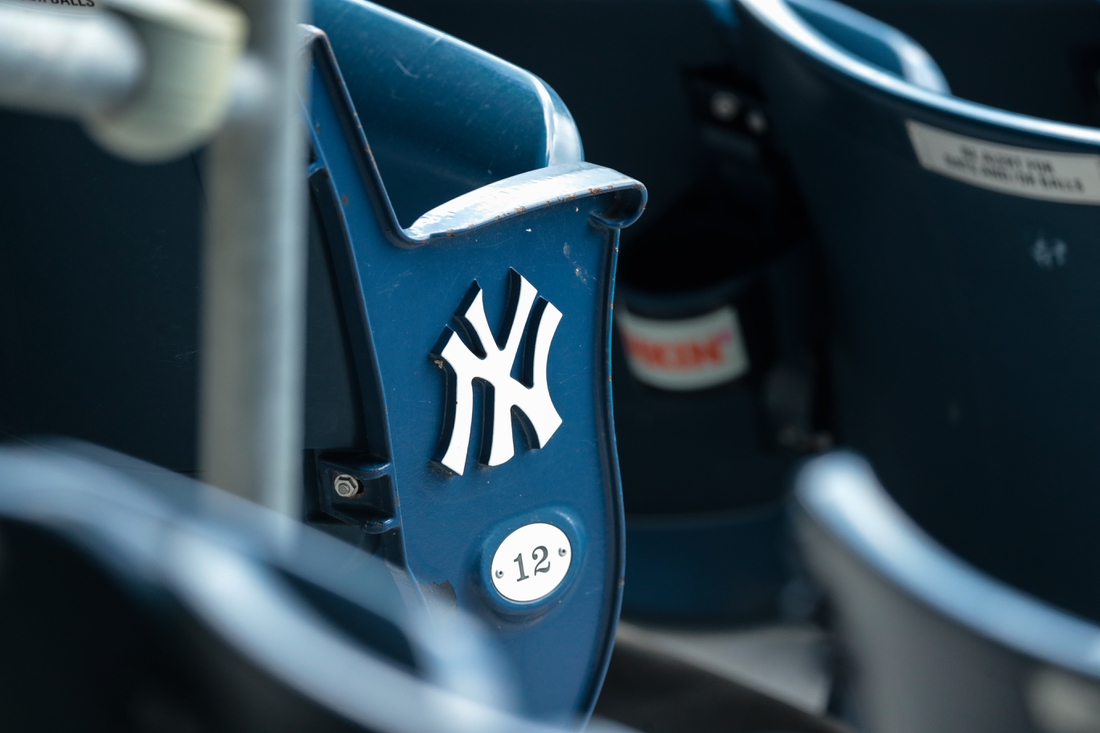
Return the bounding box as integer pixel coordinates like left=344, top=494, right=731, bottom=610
left=199, top=0, right=309, bottom=519
left=0, top=7, right=143, bottom=116
left=0, top=0, right=309, bottom=517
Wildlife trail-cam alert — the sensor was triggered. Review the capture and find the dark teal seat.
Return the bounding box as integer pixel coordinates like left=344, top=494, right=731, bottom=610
left=841, top=0, right=1100, bottom=129
left=736, top=0, right=1100, bottom=622
left=366, top=0, right=829, bottom=627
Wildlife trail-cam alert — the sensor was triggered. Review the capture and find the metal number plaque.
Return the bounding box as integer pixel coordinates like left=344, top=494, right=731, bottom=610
left=491, top=522, right=573, bottom=603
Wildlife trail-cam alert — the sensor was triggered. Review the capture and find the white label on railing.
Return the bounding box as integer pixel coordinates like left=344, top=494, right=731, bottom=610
left=907, top=120, right=1100, bottom=204
left=617, top=305, right=749, bottom=391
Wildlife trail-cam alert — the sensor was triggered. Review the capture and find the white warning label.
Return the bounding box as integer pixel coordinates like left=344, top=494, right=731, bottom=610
left=0, top=0, right=98, bottom=14
left=907, top=120, right=1100, bottom=205
left=2, top=0, right=98, bottom=9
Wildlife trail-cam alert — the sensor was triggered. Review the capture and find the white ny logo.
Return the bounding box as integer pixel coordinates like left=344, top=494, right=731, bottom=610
left=431, top=270, right=563, bottom=475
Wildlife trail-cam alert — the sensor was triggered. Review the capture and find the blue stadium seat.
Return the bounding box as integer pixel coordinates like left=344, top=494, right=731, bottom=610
left=299, top=18, right=644, bottom=722
left=0, top=440, right=558, bottom=733
left=0, top=1, right=644, bottom=723
left=367, top=0, right=830, bottom=626
left=795, top=451, right=1100, bottom=733
left=734, top=0, right=1100, bottom=622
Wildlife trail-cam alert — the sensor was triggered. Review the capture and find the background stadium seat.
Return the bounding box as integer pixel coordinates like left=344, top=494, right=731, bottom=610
left=735, top=0, right=1100, bottom=623
left=795, top=451, right=1100, bottom=733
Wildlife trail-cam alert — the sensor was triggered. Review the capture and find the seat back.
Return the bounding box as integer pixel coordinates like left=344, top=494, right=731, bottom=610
left=300, top=22, right=643, bottom=722
left=795, top=451, right=1100, bottom=733
left=0, top=441, right=561, bottom=733
left=312, top=0, right=583, bottom=227
left=735, top=0, right=1100, bottom=621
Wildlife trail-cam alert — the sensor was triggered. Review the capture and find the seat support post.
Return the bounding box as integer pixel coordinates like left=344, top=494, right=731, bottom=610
left=199, top=0, right=310, bottom=518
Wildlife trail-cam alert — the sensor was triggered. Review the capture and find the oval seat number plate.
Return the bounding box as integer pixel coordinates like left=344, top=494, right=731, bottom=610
left=490, top=522, right=572, bottom=603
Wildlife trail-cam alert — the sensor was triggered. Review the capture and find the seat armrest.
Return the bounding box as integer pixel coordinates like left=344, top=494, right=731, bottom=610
left=787, top=0, right=949, bottom=93
left=312, top=0, right=583, bottom=225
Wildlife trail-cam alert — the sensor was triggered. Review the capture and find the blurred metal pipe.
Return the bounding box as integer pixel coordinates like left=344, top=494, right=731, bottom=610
left=0, top=6, right=144, bottom=117
left=199, top=0, right=309, bottom=518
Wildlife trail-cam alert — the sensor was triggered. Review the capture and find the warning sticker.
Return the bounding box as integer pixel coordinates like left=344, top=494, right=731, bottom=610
left=1, top=0, right=98, bottom=10
left=617, top=305, right=749, bottom=391
left=907, top=120, right=1100, bottom=204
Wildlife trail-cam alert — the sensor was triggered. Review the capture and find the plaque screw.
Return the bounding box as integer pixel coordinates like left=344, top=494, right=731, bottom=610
left=495, top=569, right=504, bottom=578
left=333, top=473, right=362, bottom=498
left=558, top=547, right=567, bottom=556
left=746, top=109, right=768, bottom=135
left=710, top=91, right=741, bottom=122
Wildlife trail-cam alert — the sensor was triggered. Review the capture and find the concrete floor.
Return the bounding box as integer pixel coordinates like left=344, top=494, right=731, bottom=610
left=588, top=621, right=831, bottom=732
left=612, top=622, right=831, bottom=714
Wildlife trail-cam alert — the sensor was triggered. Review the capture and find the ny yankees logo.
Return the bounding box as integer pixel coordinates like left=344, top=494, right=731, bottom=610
left=431, top=269, right=563, bottom=475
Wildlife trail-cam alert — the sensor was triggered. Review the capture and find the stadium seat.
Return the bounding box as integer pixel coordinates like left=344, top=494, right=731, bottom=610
left=611, top=225, right=822, bottom=624
left=369, top=0, right=830, bottom=626
left=0, top=1, right=644, bottom=723
left=0, top=440, right=557, bottom=733
left=299, top=21, right=644, bottom=721
left=734, top=0, right=1100, bottom=622
left=794, top=451, right=1100, bottom=733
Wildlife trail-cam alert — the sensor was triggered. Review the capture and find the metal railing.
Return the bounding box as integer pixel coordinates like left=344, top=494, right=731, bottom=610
left=0, top=0, right=308, bottom=517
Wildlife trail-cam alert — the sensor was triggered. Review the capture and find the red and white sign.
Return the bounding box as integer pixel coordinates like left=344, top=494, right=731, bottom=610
left=617, top=305, right=750, bottom=391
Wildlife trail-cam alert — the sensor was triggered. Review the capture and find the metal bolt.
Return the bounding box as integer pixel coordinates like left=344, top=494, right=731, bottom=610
left=745, top=109, right=768, bottom=135
left=495, top=569, right=504, bottom=578
left=709, top=91, right=741, bottom=123
left=558, top=547, right=567, bottom=557
left=333, top=473, right=362, bottom=498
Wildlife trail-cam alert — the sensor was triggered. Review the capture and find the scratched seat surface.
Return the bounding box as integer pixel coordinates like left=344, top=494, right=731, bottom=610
left=310, top=0, right=584, bottom=228
left=734, top=0, right=1100, bottom=621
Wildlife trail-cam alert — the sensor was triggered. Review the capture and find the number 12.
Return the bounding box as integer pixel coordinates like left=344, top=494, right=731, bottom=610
left=514, top=545, right=551, bottom=581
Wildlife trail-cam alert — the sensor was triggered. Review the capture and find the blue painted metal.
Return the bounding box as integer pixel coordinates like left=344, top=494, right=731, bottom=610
left=735, top=0, right=1100, bottom=622
left=311, top=0, right=582, bottom=227
left=795, top=451, right=1100, bottom=733
left=349, top=0, right=812, bottom=627
left=299, top=15, right=644, bottom=723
